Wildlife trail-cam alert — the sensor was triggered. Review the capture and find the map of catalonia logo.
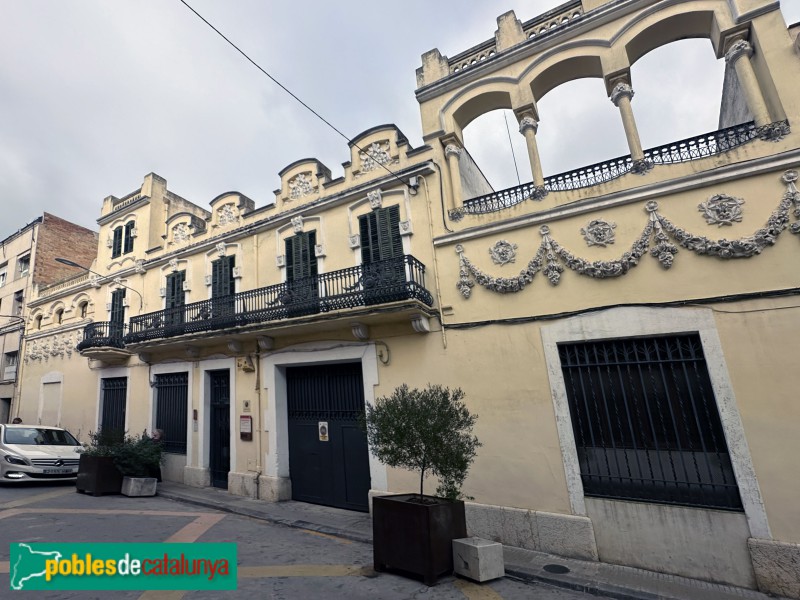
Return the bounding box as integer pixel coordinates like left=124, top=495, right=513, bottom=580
left=10, top=543, right=237, bottom=590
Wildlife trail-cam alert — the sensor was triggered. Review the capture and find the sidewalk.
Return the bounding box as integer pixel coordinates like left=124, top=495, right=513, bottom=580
left=158, top=482, right=784, bottom=600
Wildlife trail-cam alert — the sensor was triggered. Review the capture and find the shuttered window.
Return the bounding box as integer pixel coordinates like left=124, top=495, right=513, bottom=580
left=109, top=289, right=126, bottom=338
left=165, top=270, right=186, bottom=326
left=123, top=221, right=135, bottom=254
left=285, top=231, right=317, bottom=281
left=359, top=205, right=402, bottom=264
left=211, top=256, right=235, bottom=297
left=111, top=227, right=123, bottom=258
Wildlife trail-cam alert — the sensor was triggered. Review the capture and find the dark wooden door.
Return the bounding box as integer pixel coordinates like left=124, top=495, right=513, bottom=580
left=209, top=370, right=230, bottom=489
left=165, top=270, right=186, bottom=332
left=101, top=377, right=127, bottom=439
left=286, top=363, right=370, bottom=512
left=284, top=231, right=319, bottom=317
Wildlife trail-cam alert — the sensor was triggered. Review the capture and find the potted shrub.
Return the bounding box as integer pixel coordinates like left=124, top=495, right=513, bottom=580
left=114, top=432, right=163, bottom=497
left=365, top=384, right=480, bottom=586
left=76, top=429, right=124, bottom=496
left=76, top=430, right=163, bottom=497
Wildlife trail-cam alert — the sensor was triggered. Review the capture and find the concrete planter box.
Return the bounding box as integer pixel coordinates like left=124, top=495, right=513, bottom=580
left=373, top=494, right=467, bottom=586
left=121, top=476, right=158, bottom=497
left=75, top=455, right=123, bottom=496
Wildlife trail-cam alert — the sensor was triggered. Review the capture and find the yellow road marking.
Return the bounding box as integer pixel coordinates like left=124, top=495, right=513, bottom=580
left=164, top=513, right=226, bottom=543
left=454, top=578, right=505, bottom=600
left=0, top=487, right=73, bottom=509
left=299, top=528, right=352, bottom=544
left=239, top=564, right=373, bottom=578
left=8, top=508, right=213, bottom=517
left=0, top=508, right=24, bottom=520
left=0, top=560, right=8, bottom=574
left=137, top=591, right=188, bottom=600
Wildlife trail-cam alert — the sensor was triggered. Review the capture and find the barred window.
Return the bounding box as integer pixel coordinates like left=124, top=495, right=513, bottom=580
left=154, top=372, right=188, bottom=454
left=558, top=334, right=742, bottom=511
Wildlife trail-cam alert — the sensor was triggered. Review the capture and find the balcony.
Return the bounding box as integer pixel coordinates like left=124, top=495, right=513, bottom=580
left=453, top=120, right=790, bottom=218
left=124, top=255, right=434, bottom=345
left=76, top=321, right=130, bottom=363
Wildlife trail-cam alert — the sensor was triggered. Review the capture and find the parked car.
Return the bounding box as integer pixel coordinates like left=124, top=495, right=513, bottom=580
left=0, top=424, right=82, bottom=483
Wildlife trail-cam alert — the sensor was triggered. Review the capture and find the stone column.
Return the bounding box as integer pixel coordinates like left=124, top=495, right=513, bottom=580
left=724, top=40, right=771, bottom=127
left=518, top=115, right=548, bottom=199
left=610, top=82, right=651, bottom=174
left=444, top=142, right=464, bottom=220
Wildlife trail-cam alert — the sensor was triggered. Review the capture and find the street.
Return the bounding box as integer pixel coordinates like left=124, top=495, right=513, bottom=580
left=0, top=481, right=597, bottom=599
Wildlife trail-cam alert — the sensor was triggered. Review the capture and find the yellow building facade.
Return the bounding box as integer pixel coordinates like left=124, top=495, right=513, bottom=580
left=18, top=0, right=800, bottom=595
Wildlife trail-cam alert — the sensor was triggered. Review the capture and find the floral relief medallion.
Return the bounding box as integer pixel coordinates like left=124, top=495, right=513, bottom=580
left=288, top=173, right=314, bottom=199
left=489, top=240, right=518, bottom=266
left=698, top=194, right=745, bottom=226
left=581, top=219, right=617, bottom=247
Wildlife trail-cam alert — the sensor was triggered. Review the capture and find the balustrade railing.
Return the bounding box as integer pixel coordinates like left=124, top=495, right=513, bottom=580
left=458, top=120, right=785, bottom=216
left=76, top=321, right=128, bottom=351
left=125, top=255, right=433, bottom=344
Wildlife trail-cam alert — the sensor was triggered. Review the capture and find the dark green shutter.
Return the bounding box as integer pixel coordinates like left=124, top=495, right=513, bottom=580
left=285, top=232, right=317, bottom=281
left=112, top=227, right=123, bottom=258
left=110, top=289, right=126, bottom=324
left=166, top=270, right=186, bottom=327
left=211, top=256, right=235, bottom=298
left=359, top=205, right=402, bottom=264
left=123, top=222, right=135, bottom=254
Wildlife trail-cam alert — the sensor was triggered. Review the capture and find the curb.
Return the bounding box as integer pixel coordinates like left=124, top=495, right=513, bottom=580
left=505, top=567, right=659, bottom=600
left=158, top=489, right=373, bottom=545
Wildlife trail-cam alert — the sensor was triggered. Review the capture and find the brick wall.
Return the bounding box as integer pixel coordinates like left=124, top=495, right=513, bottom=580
left=33, top=214, right=99, bottom=286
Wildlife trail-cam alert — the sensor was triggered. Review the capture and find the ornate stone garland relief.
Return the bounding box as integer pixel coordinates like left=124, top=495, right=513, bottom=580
left=456, top=170, right=800, bottom=298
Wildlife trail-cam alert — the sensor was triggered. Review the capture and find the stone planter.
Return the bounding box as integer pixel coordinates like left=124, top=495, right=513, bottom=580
left=75, top=455, right=123, bottom=496
left=121, top=476, right=158, bottom=497
left=373, top=494, right=467, bottom=586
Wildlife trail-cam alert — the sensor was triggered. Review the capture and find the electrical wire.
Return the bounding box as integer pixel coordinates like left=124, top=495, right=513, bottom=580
left=503, top=111, right=521, bottom=186
left=177, top=0, right=412, bottom=190
left=443, top=288, right=800, bottom=330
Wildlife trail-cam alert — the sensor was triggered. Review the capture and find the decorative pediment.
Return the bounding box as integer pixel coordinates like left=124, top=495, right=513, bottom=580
left=276, top=159, right=332, bottom=209
left=165, top=212, right=206, bottom=245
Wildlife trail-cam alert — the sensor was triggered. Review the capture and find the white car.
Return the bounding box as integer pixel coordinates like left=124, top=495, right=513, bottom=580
left=0, top=424, right=82, bottom=483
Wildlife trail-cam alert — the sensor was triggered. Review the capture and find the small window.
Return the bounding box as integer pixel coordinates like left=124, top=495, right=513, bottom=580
left=0, top=262, right=7, bottom=287
left=79, top=301, right=88, bottom=318
left=34, top=315, right=42, bottom=330
left=123, top=221, right=135, bottom=254
left=4, top=352, right=18, bottom=368
left=111, top=226, right=123, bottom=258
left=3, top=352, right=18, bottom=381
left=12, top=290, right=23, bottom=316
left=17, top=255, right=30, bottom=278
left=55, top=309, right=63, bottom=324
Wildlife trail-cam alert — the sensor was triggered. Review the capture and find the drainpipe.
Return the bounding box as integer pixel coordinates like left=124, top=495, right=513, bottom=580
left=419, top=169, right=448, bottom=350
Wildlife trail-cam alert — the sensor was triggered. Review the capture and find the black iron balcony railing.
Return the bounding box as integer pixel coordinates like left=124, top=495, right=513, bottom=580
left=457, top=120, right=788, bottom=216
left=76, top=321, right=128, bottom=351
left=124, top=255, right=433, bottom=344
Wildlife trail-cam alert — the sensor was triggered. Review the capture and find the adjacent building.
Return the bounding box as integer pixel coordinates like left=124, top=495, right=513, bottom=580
left=0, top=214, right=97, bottom=424
left=18, top=0, right=800, bottom=596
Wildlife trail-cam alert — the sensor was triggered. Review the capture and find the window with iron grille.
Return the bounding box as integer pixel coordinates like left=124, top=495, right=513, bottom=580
left=558, top=334, right=742, bottom=511
left=100, top=377, right=127, bottom=436
left=154, top=372, right=188, bottom=454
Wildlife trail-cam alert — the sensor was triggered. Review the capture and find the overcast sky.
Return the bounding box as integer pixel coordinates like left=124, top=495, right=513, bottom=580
left=1, top=1, right=798, bottom=240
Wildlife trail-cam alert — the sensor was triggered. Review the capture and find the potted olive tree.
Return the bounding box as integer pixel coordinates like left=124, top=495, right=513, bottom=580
left=365, top=384, right=480, bottom=586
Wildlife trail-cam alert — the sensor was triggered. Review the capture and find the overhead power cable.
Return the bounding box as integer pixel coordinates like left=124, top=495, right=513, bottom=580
left=178, top=0, right=412, bottom=189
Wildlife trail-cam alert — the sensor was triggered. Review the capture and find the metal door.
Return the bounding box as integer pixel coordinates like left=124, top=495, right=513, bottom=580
left=208, top=370, right=230, bottom=489
left=286, top=363, right=370, bottom=512
left=101, top=377, right=127, bottom=438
